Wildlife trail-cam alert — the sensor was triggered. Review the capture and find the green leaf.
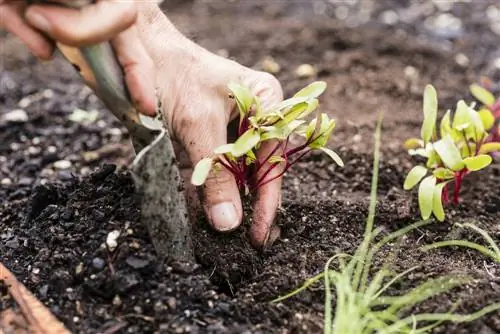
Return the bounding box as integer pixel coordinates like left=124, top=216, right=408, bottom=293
left=419, top=175, right=436, bottom=220
left=404, top=138, right=424, bottom=150
left=463, top=154, right=492, bottom=172
left=432, top=182, right=448, bottom=222
left=470, top=83, right=495, bottom=107
left=293, top=81, right=327, bottom=99
left=191, top=157, right=213, bottom=186
left=452, top=100, right=471, bottom=131
left=320, top=147, right=344, bottom=167
left=478, top=108, right=495, bottom=130
left=309, top=114, right=336, bottom=149
left=433, top=136, right=464, bottom=171
left=467, top=105, right=485, bottom=141
left=213, top=143, right=234, bottom=154
left=421, top=84, right=438, bottom=144
left=232, top=129, right=260, bottom=157
left=426, top=148, right=441, bottom=168
left=228, top=83, right=253, bottom=117
left=440, top=110, right=452, bottom=138
left=268, top=155, right=286, bottom=164
left=404, top=166, right=428, bottom=190
left=479, top=142, right=500, bottom=154
left=432, top=167, right=455, bottom=180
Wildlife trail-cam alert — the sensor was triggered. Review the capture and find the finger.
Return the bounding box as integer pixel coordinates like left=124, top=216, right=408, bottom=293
left=25, top=0, right=136, bottom=46
left=250, top=139, right=284, bottom=248
left=111, top=25, right=156, bottom=116
left=1, top=3, right=54, bottom=59
left=180, top=107, right=243, bottom=232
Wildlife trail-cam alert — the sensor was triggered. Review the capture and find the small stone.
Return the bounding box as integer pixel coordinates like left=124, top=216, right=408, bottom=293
left=167, top=297, right=177, bottom=310
left=75, top=262, right=84, bottom=275
left=28, top=146, right=42, bottom=155
left=6, top=238, right=19, bottom=249
left=113, top=295, right=122, bottom=306
left=53, top=160, right=72, bottom=170
left=2, top=109, right=28, bottom=123
left=107, top=128, right=122, bottom=136
left=154, top=301, right=166, bottom=312
left=1, top=178, right=12, bottom=186
left=455, top=53, right=469, bottom=67
left=133, top=306, right=142, bottom=314
left=39, top=285, right=49, bottom=298
left=18, top=177, right=34, bottom=186
left=379, top=10, right=398, bottom=25
left=32, top=267, right=40, bottom=274
left=126, top=256, right=150, bottom=269
left=42, top=89, right=54, bottom=99
left=32, top=137, right=41, bottom=145
left=106, top=230, right=120, bottom=251
left=295, top=64, right=316, bottom=78
left=47, top=146, right=57, bottom=154
left=92, top=257, right=105, bottom=270
left=261, top=56, right=281, bottom=74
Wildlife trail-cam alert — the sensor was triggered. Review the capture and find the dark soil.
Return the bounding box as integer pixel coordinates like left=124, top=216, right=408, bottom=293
left=1, top=1, right=500, bottom=333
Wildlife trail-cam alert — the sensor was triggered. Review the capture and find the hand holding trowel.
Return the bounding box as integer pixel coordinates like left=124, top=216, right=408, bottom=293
left=24, top=0, right=193, bottom=263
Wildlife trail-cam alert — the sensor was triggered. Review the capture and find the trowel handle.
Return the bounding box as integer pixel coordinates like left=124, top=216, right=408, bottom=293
left=26, top=0, right=156, bottom=149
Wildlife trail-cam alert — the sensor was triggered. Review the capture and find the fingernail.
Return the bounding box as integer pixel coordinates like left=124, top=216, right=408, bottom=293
left=26, top=11, right=51, bottom=33
left=263, top=226, right=281, bottom=250
left=209, top=202, right=239, bottom=231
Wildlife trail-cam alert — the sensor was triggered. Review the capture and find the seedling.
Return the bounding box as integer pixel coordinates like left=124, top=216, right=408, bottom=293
left=469, top=82, right=500, bottom=144
left=274, top=118, right=500, bottom=334
left=191, top=81, right=343, bottom=194
left=403, top=85, right=500, bottom=222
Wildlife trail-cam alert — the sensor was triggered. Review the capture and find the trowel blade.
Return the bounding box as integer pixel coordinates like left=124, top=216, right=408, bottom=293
left=131, top=129, right=193, bottom=263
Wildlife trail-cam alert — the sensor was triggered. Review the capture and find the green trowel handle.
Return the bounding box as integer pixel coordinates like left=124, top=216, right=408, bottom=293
left=26, top=0, right=156, bottom=149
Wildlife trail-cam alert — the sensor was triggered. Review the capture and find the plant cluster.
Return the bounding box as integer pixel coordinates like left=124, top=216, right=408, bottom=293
left=274, top=119, right=500, bottom=333
left=191, top=81, right=343, bottom=194
left=403, top=84, right=500, bottom=222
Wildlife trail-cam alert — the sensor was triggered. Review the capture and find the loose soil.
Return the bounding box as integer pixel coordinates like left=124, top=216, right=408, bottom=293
left=1, top=1, right=500, bottom=333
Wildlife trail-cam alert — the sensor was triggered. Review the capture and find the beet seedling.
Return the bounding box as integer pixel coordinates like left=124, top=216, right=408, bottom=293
left=469, top=82, right=500, bottom=144
left=191, top=81, right=343, bottom=194
left=404, top=85, right=500, bottom=222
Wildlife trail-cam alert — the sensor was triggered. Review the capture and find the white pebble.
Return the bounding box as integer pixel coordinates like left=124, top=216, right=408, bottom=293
left=106, top=230, right=121, bottom=251
left=295, top=64, right=316, bottom=78
left=1, top=178, right=12, bottom=186
left=54, top=160, right=72, bottom=170
left=2, top=109, right=28, bottom=123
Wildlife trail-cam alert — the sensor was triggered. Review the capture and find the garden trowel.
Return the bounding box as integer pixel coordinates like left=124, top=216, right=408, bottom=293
left=26, top=0, right=193, bottom=263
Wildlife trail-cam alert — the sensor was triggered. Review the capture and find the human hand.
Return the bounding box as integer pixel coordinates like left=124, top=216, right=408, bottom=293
left=0, top=0, right=156, bottom=116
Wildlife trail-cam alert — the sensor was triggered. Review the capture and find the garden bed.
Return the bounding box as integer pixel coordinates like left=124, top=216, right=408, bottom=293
left=1, top=1, right=499, bottom=333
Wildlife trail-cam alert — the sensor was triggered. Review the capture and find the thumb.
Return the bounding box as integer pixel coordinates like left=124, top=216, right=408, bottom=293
left=181, top=108, right=243, bottom=232
left=25, top=0, right=137, bottom=46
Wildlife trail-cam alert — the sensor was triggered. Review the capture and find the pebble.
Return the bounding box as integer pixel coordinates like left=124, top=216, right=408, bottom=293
left=18, top=177, right=34, bottom=186
left=126, top=256, right=150, bottom=269
left=27, top=146, right=42, bottom=155
left=47, top=146, right=57, bottom=154
left=6, top=238, right=19, bottom=249
left=295, top=64, right=316, bottom=78
left=261, top=56, right=281, bottom=74
left=455, top=53, right=469, bottom=67
left=2, top=109, right=28, bottom=123
left=54, top=160, right=72, bottom=170
left=106, top=230, right=120, bottom=251
left=379, top=10, right=399, bottom=25
left=75, top=262, right=84, bottom=275
left=113, top=295, right=122, bottom=307
left=167, top=297, right=177, bottom=310
left=92, top=257, right=105, bottom=270
left=1, top=178, right=12, bottom=186
left=424, top=13, right=463, bottom=39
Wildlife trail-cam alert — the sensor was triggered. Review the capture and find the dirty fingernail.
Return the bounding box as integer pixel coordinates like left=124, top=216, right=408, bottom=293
left=26, top=11, right=51, bottom=33
left=209, top=202, right=239, bottom=232
left=263, top=225, right=281, bottom=249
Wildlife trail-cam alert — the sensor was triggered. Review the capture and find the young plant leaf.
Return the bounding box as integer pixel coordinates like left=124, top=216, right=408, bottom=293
left=421, top=84, right=438, bottom=144
left=213, top=143, right=235, bottom=154
left=453, top=100, right=471, bottom=131
left=439, top=110, right=452, bottom=138
left=403, top=138, right=424, bottom=150
left=320, top=147, right=344, bottom=167
left=432, top=182, right=448, bottom=222
left=478, top=108, right=495, bottom=130
left=232, top=128, right=260, bottom=157
left=432, top=167, right=455, bottom=180
left=433, top=136, right=464, bottom=171
left=293, top=81, right=327, bottom=99
left=479, top=142, right=500, bottom=154
left=268, top=155, right=286, bottom=164
left=191, top=157, right=213, bottom=186
left=463, top=154, right=492, bottom=172
left=228, top=83, right=254, bottom=117
left=404, top=165, right=427, bottom=190
left=470, top=83, right=495, bottom=107
left=418, top=175, right=436, bottom=220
